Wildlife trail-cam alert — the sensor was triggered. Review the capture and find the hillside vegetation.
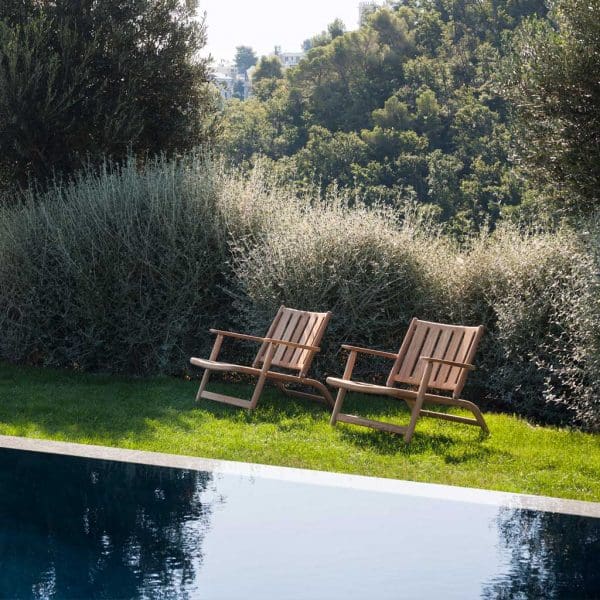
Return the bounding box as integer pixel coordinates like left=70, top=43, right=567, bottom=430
left=220, top=0, right=546, bottom=234
left=220, top=0, right=599, bottom=233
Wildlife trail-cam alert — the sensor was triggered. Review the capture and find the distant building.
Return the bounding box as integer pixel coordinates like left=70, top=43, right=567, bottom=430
left=275, top=52, right=305, bottom=69
left=212, top=71, right=235, bottom=100
left=212, top=45, right=306, bottom=101
left=211, top=59, right=252, bottom=100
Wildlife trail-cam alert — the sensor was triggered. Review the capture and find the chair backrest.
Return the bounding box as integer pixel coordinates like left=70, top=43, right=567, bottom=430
left=387, top=318, right=484, bottom=397
left=253, top=306, right=332, bottom=377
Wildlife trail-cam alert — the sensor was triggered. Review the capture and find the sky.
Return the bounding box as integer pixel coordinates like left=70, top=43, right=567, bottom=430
left=197, top=0, right=365, bottom=61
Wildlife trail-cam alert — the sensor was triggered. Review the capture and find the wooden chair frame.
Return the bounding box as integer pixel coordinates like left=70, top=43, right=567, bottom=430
left=327, top=318, right=488, bottom=443
left=191, top=307, right=334, bottom=410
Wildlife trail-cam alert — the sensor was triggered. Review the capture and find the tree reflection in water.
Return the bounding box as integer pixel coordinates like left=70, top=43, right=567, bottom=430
left=0, top=449, right=215, bottom=598
left=482, top=507, right=600, bottom=599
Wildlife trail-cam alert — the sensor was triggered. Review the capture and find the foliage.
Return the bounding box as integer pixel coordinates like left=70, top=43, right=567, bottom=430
left=0, top=157, right=598, bottom=429
left=500, top=0, right=600, bottom=215
left=223, top=170, right=600, bottom=430
left=447, top=227, right=600, bottom=430
left=251, top=55, right=285, bottom=101
left=0, top=153, right=228, bottom=374
left=219, top=0, right=549, bottom=235
left=303, top=18, right=348, bottom=51
left=252, top=56, right=284, bottom=83
left=0, top=0, right=216, bottom=187
left=218, top=81, right=303, bottom=161
left=234, top=45, right=257, bottom=73
left=226, top=177, right=445, bottom=362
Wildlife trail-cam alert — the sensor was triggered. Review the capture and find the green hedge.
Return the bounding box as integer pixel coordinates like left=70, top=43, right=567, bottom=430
left=0, top=156, right=597, bottom=430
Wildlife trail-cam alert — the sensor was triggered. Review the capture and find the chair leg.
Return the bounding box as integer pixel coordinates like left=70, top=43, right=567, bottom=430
left=403, top=394, right=425, bottom=443
left=308, top=379, right=335, bottom=407
left=195, top=335, right=224, bottom=403
left=330, top=388, right=347, bottom=426
left=196, top=369, right=211, bottom=402
left=462, top=399, right=489, bottom=434
left=248, top=372, right=269, bottom=410
left=404, top=361, right=433, bottom=444
left=247, top=343, right=276, bottom=410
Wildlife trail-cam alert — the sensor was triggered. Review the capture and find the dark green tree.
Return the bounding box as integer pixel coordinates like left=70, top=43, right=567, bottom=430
left=0, top=0, right=215, bottom=187
left=234, top=45, right=257, bottom=74
left=327, top=18, right=346, bottom=39
left=500, top=0, right=600, bottom=215
left=252, top=55, right=284, bottom=82
left=251, top=55, right=284, bottom=100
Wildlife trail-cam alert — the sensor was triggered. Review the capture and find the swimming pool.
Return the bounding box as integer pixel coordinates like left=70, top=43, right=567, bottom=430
left=0, top=437, right=598, bottom=599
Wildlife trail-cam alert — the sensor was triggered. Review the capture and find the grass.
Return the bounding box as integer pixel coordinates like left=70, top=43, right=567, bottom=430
left=0, top=362, right=598, bottom=502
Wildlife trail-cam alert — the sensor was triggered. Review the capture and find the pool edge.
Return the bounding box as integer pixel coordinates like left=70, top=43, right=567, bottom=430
left=0, top=434, right=597, bottom=518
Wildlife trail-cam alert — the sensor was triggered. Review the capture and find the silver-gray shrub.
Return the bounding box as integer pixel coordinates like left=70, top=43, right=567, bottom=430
left=225, top=171, right=599, bottom=429
left=0, top=154, right=229, bottom=373
left=443, top=226, right=600, bottom=430
left=225, top=171, right=451, bottom=373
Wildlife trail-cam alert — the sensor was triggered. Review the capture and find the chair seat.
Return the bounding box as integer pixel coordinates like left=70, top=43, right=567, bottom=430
left=190, top=357, right=258, bottom=375
left=326, top=377, right=404, bottom=397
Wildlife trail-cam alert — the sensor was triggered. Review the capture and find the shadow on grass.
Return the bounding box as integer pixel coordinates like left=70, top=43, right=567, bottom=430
left=336, top=426, right=494, bottom=462
left=199, top=382, right=331, bottom=424
left=0, top=365, right=331, bottom=444
left=332, top=392, right=496, bottom=461
left=0, top=363, right=496, bottom=465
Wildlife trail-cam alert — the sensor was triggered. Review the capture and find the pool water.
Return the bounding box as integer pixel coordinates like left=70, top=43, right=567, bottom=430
left=0, top=448, right=598, bottom=599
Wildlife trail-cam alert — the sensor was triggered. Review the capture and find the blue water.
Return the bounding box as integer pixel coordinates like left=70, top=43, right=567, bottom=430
left=0, top=448, right=598, bottom=599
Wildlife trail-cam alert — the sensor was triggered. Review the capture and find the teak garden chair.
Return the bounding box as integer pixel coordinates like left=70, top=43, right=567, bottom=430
left=327, top=318, right=488, bottom=443
left=191, top=306, right=334, bottom=410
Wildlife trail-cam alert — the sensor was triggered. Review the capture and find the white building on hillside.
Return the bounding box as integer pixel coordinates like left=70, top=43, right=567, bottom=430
left=278, top=51, right=304, bottom=69
left=211, top=59, right=251, bottom=100
left=272, top=46, right=305, bottom=70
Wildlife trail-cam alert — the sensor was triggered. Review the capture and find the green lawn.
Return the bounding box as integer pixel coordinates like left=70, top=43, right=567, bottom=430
left=0, top=363, right=598, bottom=502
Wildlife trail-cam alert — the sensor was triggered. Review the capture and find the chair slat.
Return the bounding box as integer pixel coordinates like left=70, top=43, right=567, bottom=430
left=254, top=307, right=330, bottom=373
left=392, top=320, right=482, bottom=395
left=447, top=328, right=478, bottom=387
left=277, top=312, right=311, bottom=369
left=430, top=327, right=454, bottom=381
left=254, top=306, right=286, bottom=366
left=396, top=323, right=428, bottom=381
left=411, top=326, right=442, bottom=382
left=282, top=312, right=328, bottom=372
left=287, top=312, right=318, bottom=369
left=436, top=329, right=463, bottom=384
left=281, top=311, right=310, bottom=364
left=272, top=310, right=301, bottom=365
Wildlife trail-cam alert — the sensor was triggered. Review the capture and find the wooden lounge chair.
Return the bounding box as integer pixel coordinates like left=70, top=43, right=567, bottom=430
left=191, top=306, right=334, bottom=410
left=327, top=318, right=488, bottom=443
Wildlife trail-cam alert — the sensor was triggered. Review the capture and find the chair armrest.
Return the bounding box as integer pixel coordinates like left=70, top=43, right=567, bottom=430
left=337, top=344, right=397, bottom=381
left=209, top=329, right=320, bottom=352
left=341, top=345, right=398, bottom=360
left=421, top=356, right=476, bottom=371
left=210, top=329, right=267, bottom=344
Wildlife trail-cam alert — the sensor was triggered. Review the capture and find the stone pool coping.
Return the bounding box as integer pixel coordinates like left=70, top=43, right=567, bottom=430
left=0, top=434, right=598, bottom=518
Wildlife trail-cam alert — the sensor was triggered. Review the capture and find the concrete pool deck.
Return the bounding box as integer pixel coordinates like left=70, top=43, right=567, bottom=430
left=0, top=434, right=598, bottom=518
